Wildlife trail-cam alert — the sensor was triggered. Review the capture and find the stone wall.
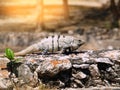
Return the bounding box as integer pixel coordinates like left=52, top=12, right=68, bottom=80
left=0, top=50, right=120, bottom=89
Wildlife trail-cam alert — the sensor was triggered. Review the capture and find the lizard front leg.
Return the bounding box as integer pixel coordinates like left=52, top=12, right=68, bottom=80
left=41, top=48, right=49, bottom=55
left=59, top=47, right=72, bottom=55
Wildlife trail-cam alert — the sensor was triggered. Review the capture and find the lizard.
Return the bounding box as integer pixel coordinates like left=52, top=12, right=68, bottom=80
left=0, top=35, right=85, bottom=56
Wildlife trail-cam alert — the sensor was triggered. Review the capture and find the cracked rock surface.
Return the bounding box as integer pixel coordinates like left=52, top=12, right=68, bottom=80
left=0, top=50, right=120, bottom=89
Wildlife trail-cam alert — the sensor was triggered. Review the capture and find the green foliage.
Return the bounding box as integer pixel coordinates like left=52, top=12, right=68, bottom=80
left=5, top=48, right=22, bottom=76
left=5, top=48, right=22, bottom=63
left=5, top=48, right=14, bottom=60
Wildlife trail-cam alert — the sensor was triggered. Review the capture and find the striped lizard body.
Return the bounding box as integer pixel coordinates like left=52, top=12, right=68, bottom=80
left=14, top=35, right=84, bottom=56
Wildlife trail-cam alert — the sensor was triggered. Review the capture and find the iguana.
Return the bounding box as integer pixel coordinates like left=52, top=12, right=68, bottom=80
left=1, top=35, right=85, bottom=56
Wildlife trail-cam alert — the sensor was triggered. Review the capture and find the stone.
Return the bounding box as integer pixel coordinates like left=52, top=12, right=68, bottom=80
left=1, top=49, right=120, bottom=89
left=99, top=50, right=120, bottom=60
left=72, top=71, right=87, bottom=79
left=17, top=64, right=38, bottom=87
left=36, top=59, right=72, bottom=77
left=73, top=64, right=90, bottom=69
left=73, top=79, right=84, bottom=87
left=94, top=58, right=113, bottom=65
left=89, top=64, right=100, bottom=79
left=0, top=70, right=9, bottom=78
left=0, top=58, right=9, bottom=69
left=0, top=78, right=13, bottom=90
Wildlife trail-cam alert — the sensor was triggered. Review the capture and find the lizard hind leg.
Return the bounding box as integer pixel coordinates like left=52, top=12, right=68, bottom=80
left=41, top=48, right=49, bottom=55
left=60, top=47, right=72, bottom=55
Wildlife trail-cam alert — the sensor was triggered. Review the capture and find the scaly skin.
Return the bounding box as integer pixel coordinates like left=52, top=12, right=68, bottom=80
left=1, top=35, right=85, bottom=56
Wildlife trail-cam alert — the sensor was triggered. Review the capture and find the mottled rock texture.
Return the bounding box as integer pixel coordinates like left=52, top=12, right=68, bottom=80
left=0, top=50, right=120, bottom=89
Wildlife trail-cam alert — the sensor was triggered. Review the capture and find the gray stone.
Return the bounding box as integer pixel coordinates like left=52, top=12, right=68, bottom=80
left=0, top=78, right=13, bottom=90
left=72, top=71, right=87, bottom=79
left=89, top=64, right=100, bottom=79
left=36, top=59, right=72, bottom=77
left=94, top=58, right=114, bottom=65
left=73, top=64, right=90, bottom=69
left=17, top=64, right=38, bottom=87
left=99, top=50, right=120, bottom=60
left=73, top=79, right=84, bottom=87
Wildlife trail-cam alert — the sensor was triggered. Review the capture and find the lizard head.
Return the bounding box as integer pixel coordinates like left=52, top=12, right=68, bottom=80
left=71, top=39, right=85, bottom=50
left=77, top=39, right=85, bottom=46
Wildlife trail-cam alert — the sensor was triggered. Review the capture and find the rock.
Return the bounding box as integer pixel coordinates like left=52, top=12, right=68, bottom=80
left=73, top=79, right=84, bottom=87
left=89, top=64, right=100, bottom=79
left=1, top=49, right=120, bottom=89
left=0, top=78, right=13, bottom=90
left=72, top=71, right=87, bottom=79
left=0, top=57, right=10, bottom=89
left=17, top=64, right=38, bottom=87
left=48, top=80, right=65, bottom=88
left=0, top=58, right=9, bottom=69
left=99, top=50, right=120, bottom=62
left=94, top=58, right=114, bottom=65
left=73, top=64, right=90, bottom=69
left=36, top=59, right=72, bottom=77
left=0, top=70, right=9, bottom=78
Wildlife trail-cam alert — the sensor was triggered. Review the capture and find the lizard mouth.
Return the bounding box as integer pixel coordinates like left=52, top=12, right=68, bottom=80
left=78, top=41, right=85, bottom=46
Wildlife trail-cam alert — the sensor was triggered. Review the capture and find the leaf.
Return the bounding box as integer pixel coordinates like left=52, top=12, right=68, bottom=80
left=5, top=48, right=15, bottom=60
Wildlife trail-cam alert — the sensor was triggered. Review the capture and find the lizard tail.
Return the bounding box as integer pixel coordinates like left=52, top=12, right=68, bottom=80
left=15, top=44, right=39, bottom=56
